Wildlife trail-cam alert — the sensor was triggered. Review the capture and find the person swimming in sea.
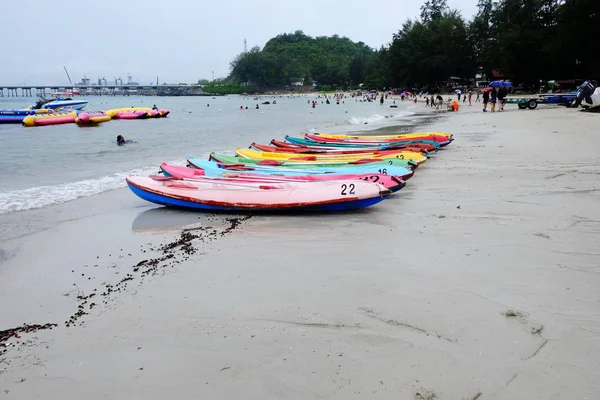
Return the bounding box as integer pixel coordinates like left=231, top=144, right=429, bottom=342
left=117, top=135, right=136, bottom=145
left=152, top=104, right=158, bottom=110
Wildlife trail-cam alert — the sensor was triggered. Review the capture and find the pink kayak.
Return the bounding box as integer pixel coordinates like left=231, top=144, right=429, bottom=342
left=159, top=163, right=406, bottom=192
left=126, top=175, right=391, bottom=212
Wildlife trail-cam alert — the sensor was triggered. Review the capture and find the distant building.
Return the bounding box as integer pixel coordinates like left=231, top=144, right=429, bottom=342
left=290, top=77, right=304, bottom=86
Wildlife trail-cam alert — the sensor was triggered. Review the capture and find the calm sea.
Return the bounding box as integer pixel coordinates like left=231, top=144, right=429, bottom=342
left=0, top=95, right=426, bottom=215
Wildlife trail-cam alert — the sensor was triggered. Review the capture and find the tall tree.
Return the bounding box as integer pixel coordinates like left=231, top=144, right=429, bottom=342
left=420, top=0, right=448, bottom=22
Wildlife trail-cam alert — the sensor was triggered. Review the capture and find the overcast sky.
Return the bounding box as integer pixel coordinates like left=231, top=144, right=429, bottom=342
left=2, top=0, right=477, bottom=86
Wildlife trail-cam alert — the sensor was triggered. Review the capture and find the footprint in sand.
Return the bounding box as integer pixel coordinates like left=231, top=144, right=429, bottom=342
left=533, top=232, right=551, bottom=239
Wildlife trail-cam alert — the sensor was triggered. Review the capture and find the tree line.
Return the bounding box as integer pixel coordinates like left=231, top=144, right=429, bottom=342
left=226, top=0, right=598, bottom=91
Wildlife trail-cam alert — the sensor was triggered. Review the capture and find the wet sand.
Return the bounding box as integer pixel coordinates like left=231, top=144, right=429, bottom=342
left=1, top=105, right=600, bottom=399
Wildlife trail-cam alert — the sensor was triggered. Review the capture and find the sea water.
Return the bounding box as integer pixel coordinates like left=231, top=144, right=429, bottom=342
left=0, top=95, right=425, bottom=215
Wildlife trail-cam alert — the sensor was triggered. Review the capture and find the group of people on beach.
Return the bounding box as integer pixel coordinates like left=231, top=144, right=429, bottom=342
left=481, top=86, right=508, bottom=112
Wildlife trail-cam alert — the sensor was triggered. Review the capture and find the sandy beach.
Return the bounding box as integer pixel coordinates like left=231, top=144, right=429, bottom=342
left=1, top=104, right=600, bottom=399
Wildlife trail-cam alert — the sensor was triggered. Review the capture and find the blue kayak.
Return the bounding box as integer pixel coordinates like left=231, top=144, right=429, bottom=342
left=186, top=157, right=415, bottom=179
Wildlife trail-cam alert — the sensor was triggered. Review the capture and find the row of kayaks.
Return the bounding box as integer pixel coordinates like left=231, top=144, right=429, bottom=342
left=126, top=131, right=453, bottom=212
left=0, top=107, right=170, bottom=126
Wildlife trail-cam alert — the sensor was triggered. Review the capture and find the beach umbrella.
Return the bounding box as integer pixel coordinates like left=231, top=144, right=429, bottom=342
left=501, top=82, right=513, bottom=88
left=481, top=87, right=492, bottom=93
left=455, top=89, right=462, bottom=94
left=489, top=81, right=503, bottom=87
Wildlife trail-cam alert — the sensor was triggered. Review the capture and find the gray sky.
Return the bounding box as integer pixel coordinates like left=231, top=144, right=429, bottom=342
left=2, top=0, right=477, bottom=85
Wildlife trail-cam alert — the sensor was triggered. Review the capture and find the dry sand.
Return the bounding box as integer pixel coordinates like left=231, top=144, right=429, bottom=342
left=1, top=104, right=600, bottom=399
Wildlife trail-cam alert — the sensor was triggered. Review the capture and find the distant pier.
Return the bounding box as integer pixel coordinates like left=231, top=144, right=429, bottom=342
left=0, top=84, right=206, bottom=97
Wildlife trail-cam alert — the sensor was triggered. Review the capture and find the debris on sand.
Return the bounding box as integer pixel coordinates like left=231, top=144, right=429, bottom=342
left=464, top=392, right=482, bottom=400
left=415, top=388, right=437, bottom=400
left=0, top=324, right=57, bottom=356
left=64, top=215, right=253, bottom=328
left=502, top=309, right=524, bottom=318
left=502, top=309, right=548, bottom=360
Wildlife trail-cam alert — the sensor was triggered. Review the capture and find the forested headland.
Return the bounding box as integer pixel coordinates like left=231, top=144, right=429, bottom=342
left=218, top=0, right=598, bottom=92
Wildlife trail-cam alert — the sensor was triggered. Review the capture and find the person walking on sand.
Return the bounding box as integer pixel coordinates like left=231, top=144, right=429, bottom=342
left=430, top=95, right=435, bottom=108
left=482, top=90, right=490, bottom=112
left=476, top=91, right=480, bottom=102
left=490, top=87, right=498, bottom=112
left=436, top=95, right=443, bottom=110
left=426, top=97, right=430, bottom=107
left=498, top=86, right=507, bottom=111
left=468, top=91, right=472, bottom=106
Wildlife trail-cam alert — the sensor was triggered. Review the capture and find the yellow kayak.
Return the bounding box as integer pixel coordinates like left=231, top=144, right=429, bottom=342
left=105, top=107, right=151, bottom=118
left=313, top=131, right=452, bottom=140
left=235, top=148, right=428, bottom=164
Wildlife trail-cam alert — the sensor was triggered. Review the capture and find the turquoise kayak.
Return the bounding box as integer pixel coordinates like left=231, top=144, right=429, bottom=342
left=187, top=157, right=415, bottom=179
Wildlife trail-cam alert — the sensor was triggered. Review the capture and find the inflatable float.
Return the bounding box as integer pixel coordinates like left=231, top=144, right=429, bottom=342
left=105, top=107, right=151, bottom=118
left=115, top=110, right=149, bottom=119
left=76, top=111, right=111, bottom=125
left=0, top=109, right=51, bottom=124
left=22, top=111, right=77, bottom=127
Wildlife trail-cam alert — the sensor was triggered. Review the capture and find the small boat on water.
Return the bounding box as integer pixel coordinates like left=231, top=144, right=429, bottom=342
left=126, top=175, right=391, bottom=212
left=29, top=97, right=88, bottom=111
left=160, top=163, right=407, bottom=192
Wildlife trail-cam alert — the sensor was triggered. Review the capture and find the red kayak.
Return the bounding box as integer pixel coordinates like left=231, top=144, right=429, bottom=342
left=251, top=142, right=429, bottom=155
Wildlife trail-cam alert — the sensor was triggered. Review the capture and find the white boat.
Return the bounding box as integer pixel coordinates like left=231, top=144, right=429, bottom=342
left=590, top=87, right=600, bottom=108
left=31, top=98, right=88, bottom=111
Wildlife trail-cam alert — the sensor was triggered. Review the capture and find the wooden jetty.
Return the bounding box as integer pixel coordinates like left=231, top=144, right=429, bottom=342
left=0, top=84, right=207, bottom=97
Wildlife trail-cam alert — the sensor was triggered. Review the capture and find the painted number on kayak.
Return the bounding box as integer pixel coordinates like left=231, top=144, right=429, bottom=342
left=362, top=175, right=380, bottom=183
left=378, top=169, right=387, bottom=174
left=396, top=154, right=404, bottom=159
left=340, top=183, right=355, bottom=195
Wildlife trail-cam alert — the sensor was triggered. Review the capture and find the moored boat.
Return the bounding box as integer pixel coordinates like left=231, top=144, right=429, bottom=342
left=160, top=163, right=407, bottom=192
left=235, top=148, right=428, bottom=165
left=206, top=153, right=417, bottom=169
left=188, top=157, right=415, bottom=180
left=270, top=139, right=439, bottom=152
left=29, top=98, right=88, bottom=111
left=126, top=175, right=391, bottom=212
left=305, top=133, right=452, bottom=146
left=283, top=135, right=441, bottom=149
left=251, top=142, right=429, bottom=155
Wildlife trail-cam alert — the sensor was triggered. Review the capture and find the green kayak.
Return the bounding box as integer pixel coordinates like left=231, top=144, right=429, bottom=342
left=209, top=152, right=417, bottom=169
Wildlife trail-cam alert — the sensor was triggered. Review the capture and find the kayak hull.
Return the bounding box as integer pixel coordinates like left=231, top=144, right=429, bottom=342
left=160, top=163, right=408, bottom=192
left=127, top=176, right=390, bottom=212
